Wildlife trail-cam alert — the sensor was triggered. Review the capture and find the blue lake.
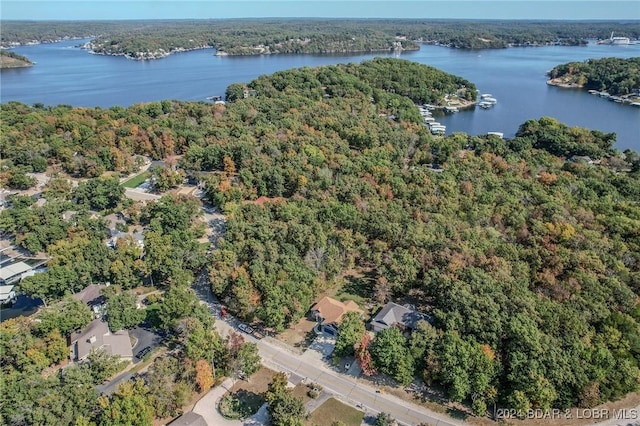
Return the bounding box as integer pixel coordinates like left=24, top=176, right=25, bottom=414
left=1, top=39, right=639, bottom=150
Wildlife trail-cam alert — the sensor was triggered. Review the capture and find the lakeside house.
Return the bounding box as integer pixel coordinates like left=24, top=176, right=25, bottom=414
left=370, top=302, right=432, bottom=333
left=69, top=318, right=133, bottom=362
left=309, top=296, right=363, bottom=336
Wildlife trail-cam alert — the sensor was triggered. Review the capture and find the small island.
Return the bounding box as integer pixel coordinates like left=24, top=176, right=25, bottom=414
left=0, top=50, right=33, bottom=69
left=547, top=57, right=640, bottom=105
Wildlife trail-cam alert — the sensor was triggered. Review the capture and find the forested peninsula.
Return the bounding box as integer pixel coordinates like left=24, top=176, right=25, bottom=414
left=1, top=19, right=639, bottom=59
left=1, top=58, right=639, bottom=422
left=0, top=50, right=33, bottom=69
left=547, top=57, right=640, bottom=102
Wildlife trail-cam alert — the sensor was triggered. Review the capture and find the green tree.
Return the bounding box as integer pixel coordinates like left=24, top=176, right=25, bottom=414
left=156, top=286, right=198, bottom=330
left=86, top=348, right=127, bottom=384
left=74, top=176, right=124, bottom=211
left=266, top=373, right=306, bottom=426
left=370, top=327, right=414, bottom=385
left=97, top=379, right=153, bottom=426
left=103, top=289, right=146, bottom=331
left=233, top=342, right=261, bottom=380
left=34, top=296, right=92, bottom=336
left=334, top=311, right=366, bottom=358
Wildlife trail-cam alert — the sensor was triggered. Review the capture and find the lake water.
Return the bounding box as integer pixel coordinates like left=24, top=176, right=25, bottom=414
left=1, top=38, right=639, bottom=151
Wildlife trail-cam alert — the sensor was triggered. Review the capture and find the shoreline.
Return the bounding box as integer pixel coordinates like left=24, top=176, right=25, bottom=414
left=547, top=79, right=640, bottom=105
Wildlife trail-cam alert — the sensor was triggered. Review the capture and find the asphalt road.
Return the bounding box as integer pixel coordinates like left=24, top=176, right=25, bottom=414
left=192, top=239, right=462, bottom=426
left=258, top=338, right=463, bottom=426
left=209, top=310, right=462, bottom=426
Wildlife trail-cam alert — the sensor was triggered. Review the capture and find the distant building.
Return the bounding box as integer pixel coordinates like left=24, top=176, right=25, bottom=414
left=370, top=302, right=432, bottom=333
left=69, top=319, right=133, bottom=362
left=309, top=296, right=363, bottom=336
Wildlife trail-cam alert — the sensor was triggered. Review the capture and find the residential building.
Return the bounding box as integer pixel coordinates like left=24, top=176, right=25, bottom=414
left=169, top=412, right=207, bottom=426
left=309, top=296, right=363, bottom=336
left=69, top=319, right=133, bottom=362
left=371, top=302, right=432, bottom=333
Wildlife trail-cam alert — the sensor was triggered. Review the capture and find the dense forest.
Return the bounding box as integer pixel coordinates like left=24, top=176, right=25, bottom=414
left=548, top=57, right=640, bottom=96
left=1, top=58, right=640, bottom=419
left=2, top=19, right=639, bottom=56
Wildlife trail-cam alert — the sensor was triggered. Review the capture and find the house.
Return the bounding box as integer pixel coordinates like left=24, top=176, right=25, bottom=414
left=0, top=285, right=16, bottom=305
left=0, top=260, right=34, bottom=285
left=69, top=319, right=133, bottom=362
left=169, top=412, right=207, bottom=426
left=107, top=230, right=144, bottom=249
left=72, top=284, right=107, bottom=317
left=309, top=296, right=363, bottom=336
left=370, top=302, right=432, bottom=333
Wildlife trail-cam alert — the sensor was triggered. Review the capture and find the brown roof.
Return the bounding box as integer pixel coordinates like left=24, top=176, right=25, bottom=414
left=310, top=296, right=362, bottom=325
left=70, top=319, right=133, bottom=361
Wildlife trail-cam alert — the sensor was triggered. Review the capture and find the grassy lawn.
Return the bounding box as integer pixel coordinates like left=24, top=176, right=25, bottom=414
left=229, top=367, right=278, bottom=395
left=291, top=383, right=314, bottom=405
left=122, top=171, right=151, bottom=188
left=277, top=318, right=317, bottom=348
left=306, top=398, right=364, bottom=426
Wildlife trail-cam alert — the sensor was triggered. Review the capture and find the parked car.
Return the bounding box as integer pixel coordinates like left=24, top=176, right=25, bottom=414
left=136, top=346, right=152, bottom=359
left=238, top=323, right=254, bottom=334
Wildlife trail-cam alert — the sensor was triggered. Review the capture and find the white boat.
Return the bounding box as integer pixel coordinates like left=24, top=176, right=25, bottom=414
left=480, top=94, right=493, bottom=99
left=444, top=106, right=459, bottom=113
left=478, top=101, right=494, bottom=109
left=424, top=117, right=435, bottom=123
left=487, top=132, right=504, bottom=139
left=610, top=32, right=631, bottom=45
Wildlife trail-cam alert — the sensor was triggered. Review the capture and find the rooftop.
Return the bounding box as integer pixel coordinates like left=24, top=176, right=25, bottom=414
left=70, top=319, right=133, bottom=360
left=71, top=284, right=106, bottom=306
left=372, top=302, right=431, bottom=331
left=310, top=296, right=362, bottom=325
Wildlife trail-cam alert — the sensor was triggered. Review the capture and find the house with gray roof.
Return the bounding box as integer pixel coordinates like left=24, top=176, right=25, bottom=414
left=69, top=319, right=133, bottom=362
left=169, top=412, right=207, bottom=426
left=370, top=302, right=432, bottom=333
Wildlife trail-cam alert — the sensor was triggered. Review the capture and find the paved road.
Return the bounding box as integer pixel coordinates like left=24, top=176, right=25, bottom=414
left=257, top=338, right=463, bottom=426
left=191, top=224, right=462, bottom=426
left=207, top=309, right=462, bottom=426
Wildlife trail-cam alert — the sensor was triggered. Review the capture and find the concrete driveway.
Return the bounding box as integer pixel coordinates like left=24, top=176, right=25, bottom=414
left=191, top=377, right=269, bottom=426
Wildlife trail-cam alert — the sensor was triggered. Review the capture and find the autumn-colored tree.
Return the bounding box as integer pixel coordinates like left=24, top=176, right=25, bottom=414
left=223, top=156, right=236, bottom=176
left=195, top=359, right=215, bottom=392
left=355, top=334, right=377, bottom=376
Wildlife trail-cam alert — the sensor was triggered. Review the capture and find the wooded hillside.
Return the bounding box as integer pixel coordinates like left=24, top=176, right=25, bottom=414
left=1, top=58, right=639, bottom=415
